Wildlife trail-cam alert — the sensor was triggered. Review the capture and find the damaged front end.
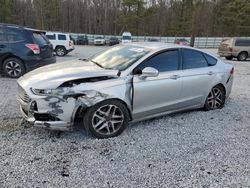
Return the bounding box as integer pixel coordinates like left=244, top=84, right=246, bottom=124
left=17, top=75, right=132, bottom=131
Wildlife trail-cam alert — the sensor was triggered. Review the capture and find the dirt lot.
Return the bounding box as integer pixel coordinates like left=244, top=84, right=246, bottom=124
left=0, top=46, right=250, bottom=187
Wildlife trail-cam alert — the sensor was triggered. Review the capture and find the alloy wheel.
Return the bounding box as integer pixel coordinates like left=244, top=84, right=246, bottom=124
left=56, top=48, right=66, bottom=56
left=238, top=52, right=248, bottom=61
left=5, top=61, right=22, bottom=77
left=92, top=104, right=124, bottom=136
left=206, top=87, right=223, bottom=109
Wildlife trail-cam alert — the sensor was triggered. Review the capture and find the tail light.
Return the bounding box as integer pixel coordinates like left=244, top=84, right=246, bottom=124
left=230, top=67, right=234, bottom=75
left=25, top=44, right=40, bottom=54
left=69, top=40, right=73, bottom=46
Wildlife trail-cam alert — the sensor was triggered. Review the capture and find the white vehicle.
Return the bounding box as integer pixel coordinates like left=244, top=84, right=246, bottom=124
left=94, top=37, right=106, bottom=45
left=122, top=32, right=132, bottom=43
left=45, top=32, right=74, bottom=56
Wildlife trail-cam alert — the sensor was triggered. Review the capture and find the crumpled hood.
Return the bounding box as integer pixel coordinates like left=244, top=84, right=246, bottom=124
left=17, top=60, right=119, bottom=89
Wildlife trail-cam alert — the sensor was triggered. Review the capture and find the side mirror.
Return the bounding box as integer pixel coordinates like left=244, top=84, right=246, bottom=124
left=140, top=67, right=159, bottom=78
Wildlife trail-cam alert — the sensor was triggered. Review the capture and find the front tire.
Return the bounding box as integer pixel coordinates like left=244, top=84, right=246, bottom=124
left=55, top=46, right=67, bottom=56
left=3, top=58, right=25, bottom=78
left=204, top=85, right=226, bottom=111
left=83, top=100, right=129, bottom=139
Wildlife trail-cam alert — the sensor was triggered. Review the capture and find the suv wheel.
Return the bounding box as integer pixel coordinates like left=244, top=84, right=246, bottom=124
left=3, top=58, right=25, bottom=78
left=55, top=46, right=67, bottom=56
left=237, top=52, right=248, bottom=61
left=225, top=56, right=233, bottom=60
left=204, top=85, right=225, bottom=111
left=84, top=100, right=129, bottom=139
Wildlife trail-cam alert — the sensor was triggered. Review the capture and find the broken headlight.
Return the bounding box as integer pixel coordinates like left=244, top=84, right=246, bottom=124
left=31, top=88, right=62, bottom=96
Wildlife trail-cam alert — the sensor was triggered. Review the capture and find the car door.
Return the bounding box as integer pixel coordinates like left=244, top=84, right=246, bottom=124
left=178, top=48, right=217, bottom=108
left=132, top=49, right=182, bottom=120
left=0, top=26, right=10, bottom=63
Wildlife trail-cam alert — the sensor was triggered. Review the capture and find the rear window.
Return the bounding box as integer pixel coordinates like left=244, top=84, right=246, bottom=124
left=235, top=39, right=250, bottom=46
left=46, top=34, right=56, bottom=40
left=58, top=34, right=66, bottom=40
left=33, top=32, right=48, bottom=46
left=123, top=36, right=131, bottom=40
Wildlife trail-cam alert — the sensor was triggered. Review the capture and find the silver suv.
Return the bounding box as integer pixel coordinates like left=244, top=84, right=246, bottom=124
left=218, top=38, right=250, bottom=61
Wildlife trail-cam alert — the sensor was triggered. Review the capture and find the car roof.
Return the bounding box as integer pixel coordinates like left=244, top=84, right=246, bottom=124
left=123, top=42, right=194, bottom=51
left=46, top=31, right=70, bottom=35
left=0, top=23, right=45, bottom=33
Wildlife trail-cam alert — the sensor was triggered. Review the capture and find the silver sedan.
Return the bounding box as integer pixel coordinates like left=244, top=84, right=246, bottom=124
left=17, top=43, right=234, bottom=138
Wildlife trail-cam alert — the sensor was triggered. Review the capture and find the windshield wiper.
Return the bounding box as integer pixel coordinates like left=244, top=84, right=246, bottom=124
left=90, top=60, right=104, bottom=68
left=79, top=58, right=88, bottom=61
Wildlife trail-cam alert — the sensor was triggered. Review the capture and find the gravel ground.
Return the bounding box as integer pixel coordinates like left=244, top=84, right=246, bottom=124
left=0, top=46, right=250, bottom=187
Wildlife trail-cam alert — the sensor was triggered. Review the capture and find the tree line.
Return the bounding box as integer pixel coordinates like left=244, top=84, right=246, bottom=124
left=0, top=0, right=249, bottom=38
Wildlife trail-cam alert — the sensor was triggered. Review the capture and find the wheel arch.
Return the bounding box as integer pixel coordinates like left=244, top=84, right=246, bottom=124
left=213, top=83, right=226, bottom=96
left=55, top=45, right=66, bottom=50
left=238, top=51, right=248, bottom=57
left=1, top=55, right=26, bottom=71
left=73, top=97, right=132, bottom=124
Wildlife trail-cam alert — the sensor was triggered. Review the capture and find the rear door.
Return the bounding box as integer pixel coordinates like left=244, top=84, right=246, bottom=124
left=178, top=49, right=217, bottom=107
left=32, top=31, right=54, bottom=58
left=0, top=26, right=10, bottom=64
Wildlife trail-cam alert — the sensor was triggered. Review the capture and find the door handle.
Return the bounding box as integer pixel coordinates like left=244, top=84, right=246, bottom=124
left=207, top=71, right=214, bottom=75
left=169, top=75, right=180, bottom=80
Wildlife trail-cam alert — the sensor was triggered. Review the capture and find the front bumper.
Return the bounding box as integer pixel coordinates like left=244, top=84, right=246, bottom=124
left=17, top=86, right=74, bottom=131
left=18, top=101, right=72, bottom=131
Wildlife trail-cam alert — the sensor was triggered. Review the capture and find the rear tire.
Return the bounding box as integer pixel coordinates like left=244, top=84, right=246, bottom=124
left=55, top=46, right=67, bottom=56
left=225, top=56, right=233, bottom=60
left=83, top=100, right=129, bottom=139
left=3, top=58, right=25, bottom=78
left=237, top=52, right=248, bottom=61
left=204, top=85, right=226, bottom=111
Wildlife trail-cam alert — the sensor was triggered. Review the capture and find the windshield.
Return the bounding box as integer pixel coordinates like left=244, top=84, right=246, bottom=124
left=122, top=36, right=131, bottom=40
left=90, top=45, right=150, bottom=71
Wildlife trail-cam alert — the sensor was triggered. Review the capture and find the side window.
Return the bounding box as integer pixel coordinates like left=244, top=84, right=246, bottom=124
left=135, top=50, right=179, bottom=73
left=235, top=39, right=250, bottom=46
left=58, top=34, right=66, bottom=40
left=46, top=34, right=56, bottom=40
left=204, top=54, right=217, bottom=66
left=5, top=27, right=26, bottom=43
left=0, top=27, right=8, bottom=43
left=182, top=49, right=208, bottom=69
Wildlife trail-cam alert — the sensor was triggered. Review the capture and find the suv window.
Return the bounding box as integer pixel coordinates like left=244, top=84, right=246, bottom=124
left=136, top=50, right=179, bottom=73
left=235, top=39, right=250, bottom=46
left=46, top=34, right=56, bottom=40
left=58, top=34, right=66, bottom=40
left=33, top=32, right=48, bottom=46
left=0, top=27, right=7, bottom=42
left=182, top=49, right=208, bottom=69
left=5, top=27, right=26, bottom=43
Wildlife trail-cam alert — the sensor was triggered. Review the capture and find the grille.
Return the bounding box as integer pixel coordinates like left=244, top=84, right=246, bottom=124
left=18, top=85, right=30, bottom=104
